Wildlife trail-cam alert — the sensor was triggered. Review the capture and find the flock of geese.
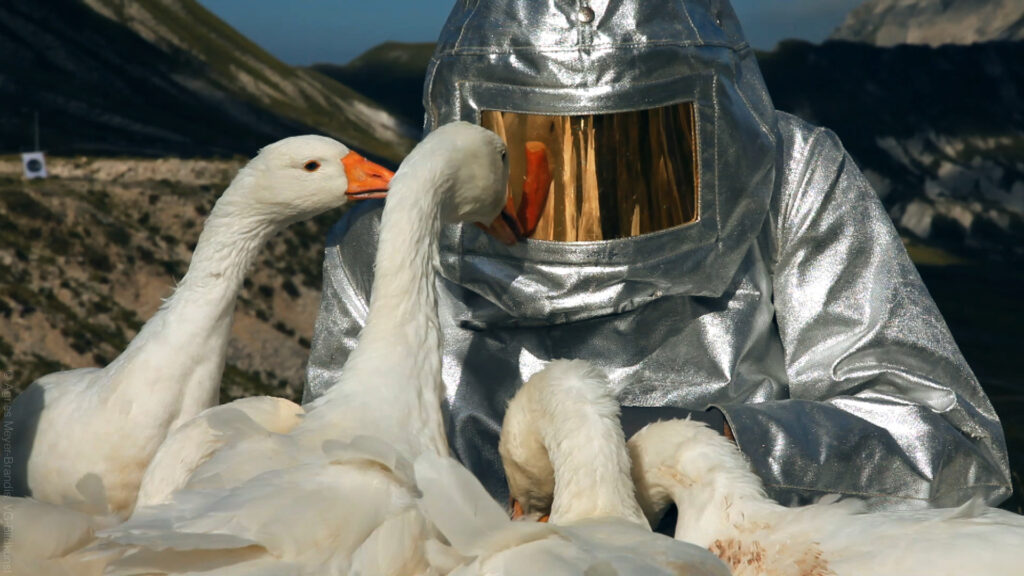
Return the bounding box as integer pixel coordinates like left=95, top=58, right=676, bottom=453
left=3, top=122, right=1024, bottom=576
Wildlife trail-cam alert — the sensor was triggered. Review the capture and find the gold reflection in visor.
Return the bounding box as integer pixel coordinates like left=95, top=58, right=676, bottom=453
left=482, top=103, right=699, bottom=242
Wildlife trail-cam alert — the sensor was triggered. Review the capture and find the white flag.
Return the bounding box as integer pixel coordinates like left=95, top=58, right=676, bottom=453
left=22, top=152, right=48, bottom=180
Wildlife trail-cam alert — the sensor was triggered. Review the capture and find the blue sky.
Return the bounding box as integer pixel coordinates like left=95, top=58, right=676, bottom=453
left=197, top=0, right=866, bottom=65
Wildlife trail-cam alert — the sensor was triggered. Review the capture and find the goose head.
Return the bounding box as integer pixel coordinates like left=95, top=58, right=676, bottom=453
left=220, top=135, right=393, bottom=227
left=499, top=380, right=555, bottom=522
left=499, top=360, right=647, bottom=526
left=628, top=419, right=770, bottom=530
left=395, top=122, right=518, bottom=241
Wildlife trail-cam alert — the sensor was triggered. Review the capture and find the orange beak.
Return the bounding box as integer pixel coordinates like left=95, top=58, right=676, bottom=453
left=342, top=150, right=394, bottom=200
left=511, top=499, right=524, bottom=519
left=510, top=499, right=550, bottom=523
left=516, top=141, right=552, bottom=237
left=478, top=141, right=551, bottom=244
left=476, top=207, right=520, bottom=246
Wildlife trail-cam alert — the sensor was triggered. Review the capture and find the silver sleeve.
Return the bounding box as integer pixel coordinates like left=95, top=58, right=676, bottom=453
left=719, top=120, right=1011, bottom=508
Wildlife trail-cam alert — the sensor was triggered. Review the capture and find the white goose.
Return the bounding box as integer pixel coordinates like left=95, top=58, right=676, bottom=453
left=629, top=418, right=1024, bottom=576
left=412, top=359, right=730, bottom=576
left=2, top=135, right=392, bottom=519
left=99, top=122, right=517, bottom=575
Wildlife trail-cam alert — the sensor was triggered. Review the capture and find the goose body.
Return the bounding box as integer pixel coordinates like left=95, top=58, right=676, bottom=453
left=2, top=135, right=392, bottom=518
left=423, top=359, right=729, bottom=575
left=628, top=418, right=1024, bottom=576
left=100, top=122, right=514, bottom=574
left=106, top=440, right=427, bottom=575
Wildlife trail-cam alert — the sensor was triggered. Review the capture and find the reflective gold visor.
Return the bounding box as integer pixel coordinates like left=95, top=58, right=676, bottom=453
left=482, top=103, right=699, bottom=242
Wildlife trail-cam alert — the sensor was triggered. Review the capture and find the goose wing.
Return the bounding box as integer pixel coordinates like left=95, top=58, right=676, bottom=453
left=136, top=397, right=303, bottom=507
left=103, top=458, right=415, bottom=573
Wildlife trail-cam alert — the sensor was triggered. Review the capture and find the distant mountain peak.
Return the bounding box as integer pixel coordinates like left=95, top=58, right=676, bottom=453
left=831, top=0, right=1024, bottom=46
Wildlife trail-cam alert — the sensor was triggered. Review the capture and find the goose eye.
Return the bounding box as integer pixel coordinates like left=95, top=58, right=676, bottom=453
left=304, top=161, right=321, bottom=172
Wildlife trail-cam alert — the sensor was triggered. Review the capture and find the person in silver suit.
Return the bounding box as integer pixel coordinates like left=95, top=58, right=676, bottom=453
left=306, top=0, right=1011, bottom=510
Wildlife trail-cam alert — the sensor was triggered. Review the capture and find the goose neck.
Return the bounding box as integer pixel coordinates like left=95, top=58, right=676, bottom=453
left=665, top=474, right=780, bottom=548
left=305, top=173, right=449, bottom=457
left=106, top=190, right=275, bottom=410
left=364, top=178, right=444, bottom=324
left=531, top=367, right=648, bottom=525
left=177, top=204, right=275, bottom=295
left=633, top=432, right=780, bottom=545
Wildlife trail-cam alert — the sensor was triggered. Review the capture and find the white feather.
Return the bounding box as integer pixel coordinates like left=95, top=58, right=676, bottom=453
left=136, top=396, right=304, bottom=507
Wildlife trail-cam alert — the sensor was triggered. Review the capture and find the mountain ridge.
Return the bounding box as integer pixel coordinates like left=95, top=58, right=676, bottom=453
left=310, top=42, right=436, bottom=129
left=0, top=0, right=414, bottom=161
left=831, top=0, right=1024, bottom=46
left=759, top=39, right=1024, bottom=260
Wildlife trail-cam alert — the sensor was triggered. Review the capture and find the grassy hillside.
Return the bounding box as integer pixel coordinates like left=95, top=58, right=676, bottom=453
left=0, top=155, right=342, bottom=405
left=0, top=0, right=414, bottom=161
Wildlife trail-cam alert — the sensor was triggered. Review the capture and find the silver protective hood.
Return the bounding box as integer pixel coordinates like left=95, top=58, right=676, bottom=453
left=425, top=0, right=777, bottom=314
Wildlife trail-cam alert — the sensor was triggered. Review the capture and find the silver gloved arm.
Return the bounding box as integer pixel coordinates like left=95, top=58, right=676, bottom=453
left=719, top=119, right=1011, bottom=508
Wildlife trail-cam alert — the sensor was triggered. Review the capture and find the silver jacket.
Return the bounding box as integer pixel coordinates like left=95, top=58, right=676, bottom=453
left=306, top=0, right=1011, bottom=508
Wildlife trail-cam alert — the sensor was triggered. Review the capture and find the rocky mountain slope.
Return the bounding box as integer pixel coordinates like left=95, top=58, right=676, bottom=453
left=0, top=0, right=414, bottom=161
left=831, top=0, right=1024, bottom=46
left=0, top=155, right=341, bottom=404
left=758, top=40, right=1024, bottom=261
